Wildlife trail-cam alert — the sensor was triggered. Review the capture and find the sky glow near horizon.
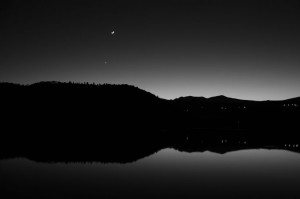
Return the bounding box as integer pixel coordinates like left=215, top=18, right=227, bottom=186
left=1, top=0, right=300, bottom=100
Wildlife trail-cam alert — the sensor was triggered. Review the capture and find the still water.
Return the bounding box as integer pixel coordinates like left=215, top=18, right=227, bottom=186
left=1, top=149, right=300, bottom=199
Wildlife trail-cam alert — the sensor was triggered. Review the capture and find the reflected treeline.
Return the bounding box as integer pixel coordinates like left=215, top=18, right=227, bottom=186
left=1, top=132, right=300, bottom=163
left=0, top=81, right=300, bottom=163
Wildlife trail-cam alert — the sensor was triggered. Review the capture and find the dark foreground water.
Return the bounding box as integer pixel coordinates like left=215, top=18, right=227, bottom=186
left=1, top=149, right=300, bottom=199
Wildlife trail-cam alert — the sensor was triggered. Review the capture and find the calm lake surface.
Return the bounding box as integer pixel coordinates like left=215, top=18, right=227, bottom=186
left=1, top=148, right=300, bottom=199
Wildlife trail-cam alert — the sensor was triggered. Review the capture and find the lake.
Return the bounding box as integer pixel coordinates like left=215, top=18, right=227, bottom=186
left=1, top=148, right=300, bottom=199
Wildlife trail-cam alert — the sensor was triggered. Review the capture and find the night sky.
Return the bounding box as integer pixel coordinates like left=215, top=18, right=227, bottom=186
left=1, top=0, right=300, bottom=100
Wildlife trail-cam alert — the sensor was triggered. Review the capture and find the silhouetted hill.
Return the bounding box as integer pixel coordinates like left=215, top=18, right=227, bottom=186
left=284, top=96, right=300, bottom=103
left=1, top=81, right=299, bottom=135
left=174, top=94, right=299, bottom=132
left=0, top=81, right=181, bottom=147
left=174, top=95, right=258, bottom=104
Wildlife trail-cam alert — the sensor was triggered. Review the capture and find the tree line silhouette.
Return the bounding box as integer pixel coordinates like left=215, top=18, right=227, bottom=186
left=1, top=81, right=300, bottom=134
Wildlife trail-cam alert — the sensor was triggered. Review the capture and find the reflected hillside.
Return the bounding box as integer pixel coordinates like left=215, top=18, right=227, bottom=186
left=1, top=132, right=300, bottom=164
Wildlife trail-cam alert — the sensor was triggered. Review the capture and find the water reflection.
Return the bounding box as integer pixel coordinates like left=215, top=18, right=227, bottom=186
left=1, top=149, right=300, bottom=199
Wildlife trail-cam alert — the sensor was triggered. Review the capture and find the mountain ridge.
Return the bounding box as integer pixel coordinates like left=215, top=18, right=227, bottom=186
left=0, top=81, right=299, bottom=135
left=1, top=81, right=299, bottom=102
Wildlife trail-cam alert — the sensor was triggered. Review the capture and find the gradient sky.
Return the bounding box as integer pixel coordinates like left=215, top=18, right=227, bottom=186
left=1, top=0, right=300, bottom=100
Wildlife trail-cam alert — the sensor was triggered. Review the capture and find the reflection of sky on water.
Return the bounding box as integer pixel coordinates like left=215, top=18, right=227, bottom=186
left=1, top=149, right=300, bottom=199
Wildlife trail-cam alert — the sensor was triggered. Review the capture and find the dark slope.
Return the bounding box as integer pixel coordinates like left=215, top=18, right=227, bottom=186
left=0, top=81, right=177, bottom=132
left=172, top=95, right=300, bottom=133
left=1, top=81, right=300, bottom=134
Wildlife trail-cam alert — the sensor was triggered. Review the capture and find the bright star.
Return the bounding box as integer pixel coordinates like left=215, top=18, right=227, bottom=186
left=111, top=31, right=115, bottom=35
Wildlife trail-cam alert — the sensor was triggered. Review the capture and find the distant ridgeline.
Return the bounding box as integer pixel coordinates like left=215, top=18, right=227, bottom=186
left=1, top=81, right=300, bottom=137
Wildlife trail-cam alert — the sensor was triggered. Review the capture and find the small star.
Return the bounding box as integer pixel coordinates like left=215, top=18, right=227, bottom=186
left=104, top=61, right=108, bottom=64
left=111, top=31, right=115, bottom=35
